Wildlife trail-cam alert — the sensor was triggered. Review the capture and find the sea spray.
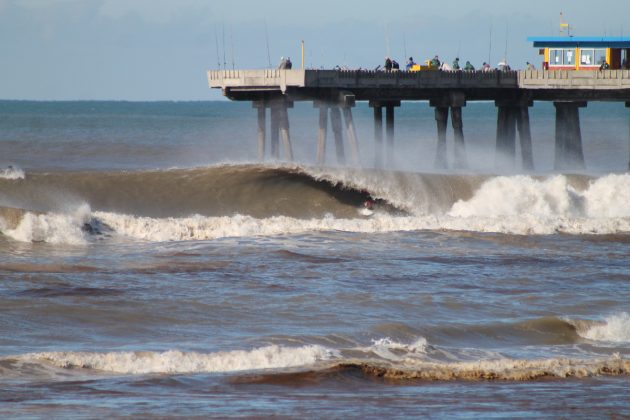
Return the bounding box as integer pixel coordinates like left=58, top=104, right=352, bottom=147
left=2, top=203, right=91, bottom=244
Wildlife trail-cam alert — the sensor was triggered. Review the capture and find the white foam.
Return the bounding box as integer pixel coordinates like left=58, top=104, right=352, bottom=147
left=0, top=165, right=25, bottom=180
left=23, top=344, right=337, bottom=375
left=580, top=312, right=630, bottom=343
left=368, top=337, right=429, bottom=361
left=3, top=204, right=91, bottom=245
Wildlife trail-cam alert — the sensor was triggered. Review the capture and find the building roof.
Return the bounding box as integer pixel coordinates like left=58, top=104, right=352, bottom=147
left=528, top=37, right=630, bottom=48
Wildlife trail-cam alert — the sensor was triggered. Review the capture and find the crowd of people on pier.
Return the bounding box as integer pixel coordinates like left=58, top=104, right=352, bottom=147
left=381, top=54, right=517, bottom=72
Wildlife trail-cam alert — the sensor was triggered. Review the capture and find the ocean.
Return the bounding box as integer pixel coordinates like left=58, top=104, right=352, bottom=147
left=0, top=99, right=629, bottom=417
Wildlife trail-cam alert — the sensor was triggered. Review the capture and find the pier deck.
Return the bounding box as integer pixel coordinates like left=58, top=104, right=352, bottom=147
left=207, top=69, right=630, bottom=170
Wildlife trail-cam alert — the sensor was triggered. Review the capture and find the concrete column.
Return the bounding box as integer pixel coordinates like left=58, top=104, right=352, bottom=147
left=330, top=106, right=345, bottom=164
left=495, top=105, right=516, bottom=168
left=433, top=106, right=449, bottom=169
left=566, top=104, right=585, bottom=170
left=270, top=105, right=280, bottom=159
left=373, top=106, right=383, bottom=169
left=316, top=104, right=328, bottom=165
left=516, top=106, right=534, bottom=171
left=278, top=105, right=293, bottom=161
left=451, top=106, right=467, bottom=169
left=385, top=104, right=395, bottom=166
left=554, top=102, right=586, bottom=170
left=255, top=104, right=266, bottom=161
left=342, top=107, right=360, bottom=166
left=626, top=102, right=630, bottom=170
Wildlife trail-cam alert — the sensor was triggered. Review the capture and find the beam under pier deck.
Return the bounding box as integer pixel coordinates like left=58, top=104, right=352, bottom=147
left=495, top=99, right=534, bottom=171
left=329, top=106, right=345, bottom=165
left=627, top=102, right=630, bottom=171
left=450, top=106, right=467, bottom=169
left=433, top=107, right=449, bottom=169
left=554, top=101, right=586, bottom=171
left=385, top=105, right=395, bottom=166
left=253, top=101, right=266, bottom=161
left=270, top=106, right=280, bottom=159
left=372, top=104, right=383, bottom=169
left=516, top=106, right=534, bottom=171
left=315, top=103, right=328, bottom=165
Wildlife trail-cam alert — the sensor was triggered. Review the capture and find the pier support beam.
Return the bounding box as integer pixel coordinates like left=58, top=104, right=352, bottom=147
left=315, top=103, right=328, bottom=165
left=339, top=91, right=360, bottom=166
left=451, top=106, right=467, bottom=169
left=342, top=107, right=360, bottom=166
left=270, top=99, right=294, bottom=161
left=330, top=106, right=345, bottom=165
left=495, top=99, right=534, bottom=171
left=433, top=107, right=449, bottom=169
left=270, top=106, right=280, bottom=159
left=516, top=106, right=534, bottom=171
left=372, top=105, right=384, bottom=168
left=385, top=104, right=395, bottom=166
left=626, top=102, right=630, bottom=170
left=430, top=92, right=466, bottom=169
left=554, top=101, right=586, bottom=171
left=253, top=101, right=266, bottom=161
left=279, top=105, right=293, bottom=161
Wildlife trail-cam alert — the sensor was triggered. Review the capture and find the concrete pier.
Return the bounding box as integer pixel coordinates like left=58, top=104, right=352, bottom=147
left=371, top=104, right=383, bottom=168
left=330, top=106, right=345, bottom=164
left=554, top=102, right=586, bottom=170
left=209, top=69, right=630, bottom=170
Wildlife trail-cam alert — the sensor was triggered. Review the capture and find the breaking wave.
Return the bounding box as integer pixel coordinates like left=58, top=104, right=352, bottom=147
left=0, top=165, right=25, bottom=180
left=5, top=333, right=628, bottom=382
left=1, top=164, right=629, bottom=243
left=576, top=312, right=630, bottom=343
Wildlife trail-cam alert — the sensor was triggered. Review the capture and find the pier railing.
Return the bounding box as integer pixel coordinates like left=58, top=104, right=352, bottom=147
left=519, top=69, right=630, bottom=89
left=208, top=69, right=630, bottom=101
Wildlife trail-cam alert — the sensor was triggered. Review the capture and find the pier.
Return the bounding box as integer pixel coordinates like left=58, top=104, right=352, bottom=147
left=208, top=68, right=630, bottom=170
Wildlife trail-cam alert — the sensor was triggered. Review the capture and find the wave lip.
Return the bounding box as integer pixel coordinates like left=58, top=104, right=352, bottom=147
left=0, top=204, right=91, bottom=245
left=575, top=312, right=630, bottom=343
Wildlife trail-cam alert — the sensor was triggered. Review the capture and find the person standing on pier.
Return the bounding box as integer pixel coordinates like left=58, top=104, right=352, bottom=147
left=464, top=60, right=475, bottom=71
left=452, top=57, right=460, bottom=70
left=430, top=55, right=441, bottom=69
left=278, top=56, right=288, bottom=69
left=406, top=57, right=416, bottom=70
left=384, top=57, right=393, bottom=72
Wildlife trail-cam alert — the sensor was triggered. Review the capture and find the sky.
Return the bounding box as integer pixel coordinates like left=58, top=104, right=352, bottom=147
left=1, top=0, right=629, bottom=100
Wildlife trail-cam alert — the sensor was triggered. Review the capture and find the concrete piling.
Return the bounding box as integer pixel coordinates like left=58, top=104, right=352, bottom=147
left=270, top=105, right=280, bottom=159
left=316, top=104, right=328, bottom=165
left=554, top=101, right=586, bottom=170
left=342, top=107, right=360, bottom=166
left=451, top=106, right=467, bottom=169
left=433, top=106, right=449, bottom=169
left=516, top=106, right=534, bottom=171
left=372, top=105, right=383, bottom=169
left=495, top=99, right=534, bottom=171
left=254, top=103, right=266, bottom=161
left=330, top=106, right=345, bottom=164
left=385, top=104, right=395, bottom=166
left=279, top=104, right=294, bottom=161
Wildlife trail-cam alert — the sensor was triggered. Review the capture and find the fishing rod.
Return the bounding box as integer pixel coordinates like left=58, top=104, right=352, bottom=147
left=214, top=25, right=221, bottom=69
left=222, top=22, right=227, bottom=70
left=264, top=20, right=272, bottom=68
left=230, top=29, right=235, bottom=70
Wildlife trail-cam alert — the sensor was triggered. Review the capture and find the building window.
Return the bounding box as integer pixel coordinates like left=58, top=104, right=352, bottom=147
left=549, top=49, right=563, bottom=65
left=594, top=49, right=607, bottom=65
left=580, top=49, right=595, bottom=65
left=564, top=49, right=575, bottom=66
